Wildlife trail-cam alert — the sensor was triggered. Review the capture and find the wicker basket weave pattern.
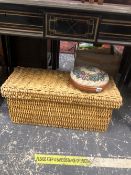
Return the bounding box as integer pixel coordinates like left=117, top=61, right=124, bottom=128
left=1, top=67, right=122, bottom=131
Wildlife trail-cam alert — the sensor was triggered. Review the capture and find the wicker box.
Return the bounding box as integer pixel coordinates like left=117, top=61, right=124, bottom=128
left=1, top=67, right=122, bottom=132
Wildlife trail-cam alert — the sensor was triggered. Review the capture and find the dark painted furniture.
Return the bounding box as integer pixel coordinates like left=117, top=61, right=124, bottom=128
left=0, top=0, right=131, bottom=85
left=118, top=46, right=131, bottom=87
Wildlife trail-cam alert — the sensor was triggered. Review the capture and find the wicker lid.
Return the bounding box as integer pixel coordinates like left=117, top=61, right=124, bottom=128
left=70, top=66, right=109, bottom=93
left=1, top=67, right=122, bottom=109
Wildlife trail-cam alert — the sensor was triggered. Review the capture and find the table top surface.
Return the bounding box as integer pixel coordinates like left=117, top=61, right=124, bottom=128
left=0, top=0, right=131, bottom=14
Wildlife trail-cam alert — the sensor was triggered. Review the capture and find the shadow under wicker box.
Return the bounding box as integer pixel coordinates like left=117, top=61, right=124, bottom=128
left=1, top=67, right=122, bottom=132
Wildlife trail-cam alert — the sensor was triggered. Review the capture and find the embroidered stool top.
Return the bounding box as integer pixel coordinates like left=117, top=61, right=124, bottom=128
left=70, top=66, right=109, bottom=92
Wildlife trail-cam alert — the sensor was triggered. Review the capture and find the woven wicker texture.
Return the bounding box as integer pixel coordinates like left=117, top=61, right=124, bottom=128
left=1, top=67, right=122, bottom=131
left=1, top=67, right=122, bottom=108
left=8, top=99, right=112, bottom=119
left=7, top=98, right=112, bottom=131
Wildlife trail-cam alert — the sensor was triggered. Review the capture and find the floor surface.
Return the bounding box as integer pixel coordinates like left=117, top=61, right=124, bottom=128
left=0, top=54, right=131, bottom=175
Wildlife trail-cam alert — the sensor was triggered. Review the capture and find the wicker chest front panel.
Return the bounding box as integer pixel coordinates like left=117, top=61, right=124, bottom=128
left=7, top=98, right=112, bottom=132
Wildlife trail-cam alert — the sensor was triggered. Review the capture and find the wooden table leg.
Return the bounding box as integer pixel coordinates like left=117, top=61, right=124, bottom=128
left=1, top=35, right=13, bottom=75
left=56, top=40, right=60, bottom=69
left=124, top=67, right=131, bottom=86
left=51, top=39, right=60, bottom=70
left=42, top=38, right=48, bottom=69
left=118, top=46, right=131, bottom=87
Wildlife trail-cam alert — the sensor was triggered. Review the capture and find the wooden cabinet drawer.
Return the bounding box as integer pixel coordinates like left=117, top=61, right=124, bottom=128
left=0, top=10, right=43, bottom=37
left=98, top=19, right=131, bottom=43
left=45, top=13, right=100, bottom=42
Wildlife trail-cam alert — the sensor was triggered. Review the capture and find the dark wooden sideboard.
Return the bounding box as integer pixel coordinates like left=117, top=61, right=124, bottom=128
left=0, top=0, right=131, bottom=84
left=0, top=0, right=131, bottom=44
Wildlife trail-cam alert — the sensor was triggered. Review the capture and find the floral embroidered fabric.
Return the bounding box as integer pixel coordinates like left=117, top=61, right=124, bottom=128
left=70, top=66, right=110, bottom=92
